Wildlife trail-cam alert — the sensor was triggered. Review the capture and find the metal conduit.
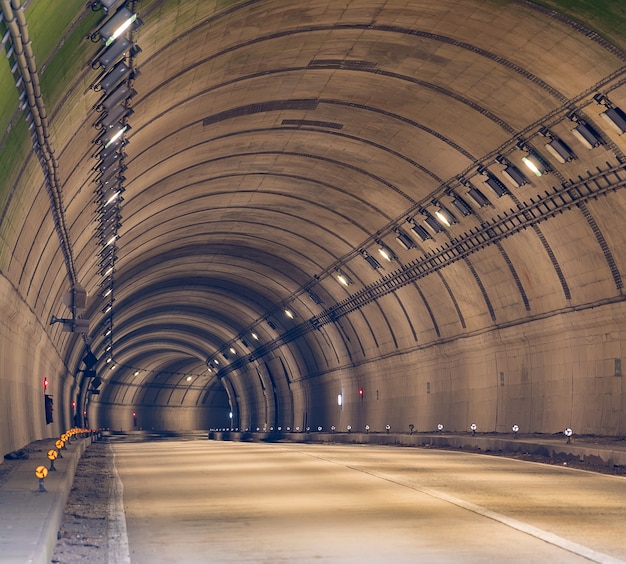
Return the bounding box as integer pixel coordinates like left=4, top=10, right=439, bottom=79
left=214, top=161, right=626, bottom=379
left=0, top=0, right=78, bottom=286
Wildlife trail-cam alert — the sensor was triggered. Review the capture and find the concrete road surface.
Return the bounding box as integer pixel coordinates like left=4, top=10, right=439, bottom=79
left=110, top=440, right=626, bottom=563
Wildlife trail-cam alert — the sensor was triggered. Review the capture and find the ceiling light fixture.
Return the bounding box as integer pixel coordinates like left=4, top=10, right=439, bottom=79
left=496, top=155, right=528, bottom=187
left=545, top=137, right=576, bottom=163
left=307, top=290, right=322, bottom=305
left=432, top=202, right=457, bottom=227
left=465, top=183, right=491, bottom=207
left=478, top=168, right=509, bottom=197
left=594, top=93, right=626, bottom=134
left=601, top=107, right=626, bottom=134
left=91, top=0, right=125, bottom=13
left=99, top=85, right=136, bottom=114
left=572, top=122, right=602, bottom=149
left=449, top=194, right=473, bottom=216
left=517, top=144, right=549, bottom=176
left=336, top=271, right=354, bottom=287
left=99, top=8, right=138, bottom=47
left=407, top=219, right=431, bottom=242
left=96, top=105, right=133, bottom=130
left=521, top=154, right=547, bottom=176
left=376, top=241, right=396, bottom=262
left=95, top=61, right=132, bottom=94
left=94, top=37, right=131, bottom=70
left=361, top=251, right=381, bottom=270
left=103, top=124, right=130, bottom=148
left=539, top=127, right=576, bottom=163
left=394, top=228, right=416, bottom=250
left=422, top=210, right=445, bottom=233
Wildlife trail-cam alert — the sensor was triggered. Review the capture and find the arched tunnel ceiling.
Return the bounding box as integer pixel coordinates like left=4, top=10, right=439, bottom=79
left=2, top=0, right=626, bottom=414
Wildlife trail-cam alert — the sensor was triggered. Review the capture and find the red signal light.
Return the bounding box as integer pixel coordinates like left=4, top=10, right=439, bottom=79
left=43, top=377, right=48, bottom=391
left=359, top=388, right=363, bottom=396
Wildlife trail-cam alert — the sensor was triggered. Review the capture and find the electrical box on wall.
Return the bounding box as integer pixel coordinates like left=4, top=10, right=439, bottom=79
left=44, top=395, right=54, bottom=424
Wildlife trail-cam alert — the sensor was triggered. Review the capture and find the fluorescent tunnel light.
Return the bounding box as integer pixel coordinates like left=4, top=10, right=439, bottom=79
left=501, top=165, right=528, bottom=187
left=336, top=271, right=354, bottom=287
left=99, top=9, right=138, bottom=47
left=571, top=123, right=601, bottom=149
left=601, top=107, right=626, bottom=135
left=545, top=138, right=576, bottom=163
left=394, top=229, right=416, bottom=250
left=376, top=242, right=397, bottom=262
left=361, top=251, right=381, bottom=270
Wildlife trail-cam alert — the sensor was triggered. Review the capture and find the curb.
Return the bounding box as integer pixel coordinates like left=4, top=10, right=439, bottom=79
left=208, top=431, right=626, bottom=469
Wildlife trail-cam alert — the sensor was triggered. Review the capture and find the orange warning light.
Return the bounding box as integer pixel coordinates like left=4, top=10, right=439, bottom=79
left=47, top=449, right=58, bottom=461
left=55, top=439, right=65, bottom=450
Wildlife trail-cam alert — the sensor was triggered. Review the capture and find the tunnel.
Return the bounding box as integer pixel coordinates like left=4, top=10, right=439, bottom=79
left=1, top=0, right=626, bottom=460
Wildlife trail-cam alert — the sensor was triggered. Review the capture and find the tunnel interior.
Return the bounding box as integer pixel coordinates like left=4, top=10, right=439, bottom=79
left=1, top=0, right=626, bottom=454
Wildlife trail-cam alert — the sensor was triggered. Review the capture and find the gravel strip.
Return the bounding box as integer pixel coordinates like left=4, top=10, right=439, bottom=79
left=51, top=440, right=116, bottom=563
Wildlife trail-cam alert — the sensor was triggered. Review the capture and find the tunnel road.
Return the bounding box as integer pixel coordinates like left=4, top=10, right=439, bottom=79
left=109, top=440, right=626, bottom=563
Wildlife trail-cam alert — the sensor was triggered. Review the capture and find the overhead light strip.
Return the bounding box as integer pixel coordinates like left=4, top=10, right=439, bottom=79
left=88, top=0, right=141, bottom=366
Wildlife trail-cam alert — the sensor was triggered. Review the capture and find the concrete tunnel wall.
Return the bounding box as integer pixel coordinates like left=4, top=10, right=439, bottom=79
left=0, top=277, right=70, bottom=456
left=221, top=303, right=626, bottom=435
left=3, top=275, right=625, bottom=459
left=2, top=0, right=626, bottom=459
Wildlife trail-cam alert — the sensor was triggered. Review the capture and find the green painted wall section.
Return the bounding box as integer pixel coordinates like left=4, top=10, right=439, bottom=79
left=0, top=59, right=18, bottom=146
left=528, top=0, right=626, bottom=50
left=26, top=0, right=88, bottom=64
left=0, top=1, right=100, bottom=247
left=38, top=10, right=102, bottom=107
